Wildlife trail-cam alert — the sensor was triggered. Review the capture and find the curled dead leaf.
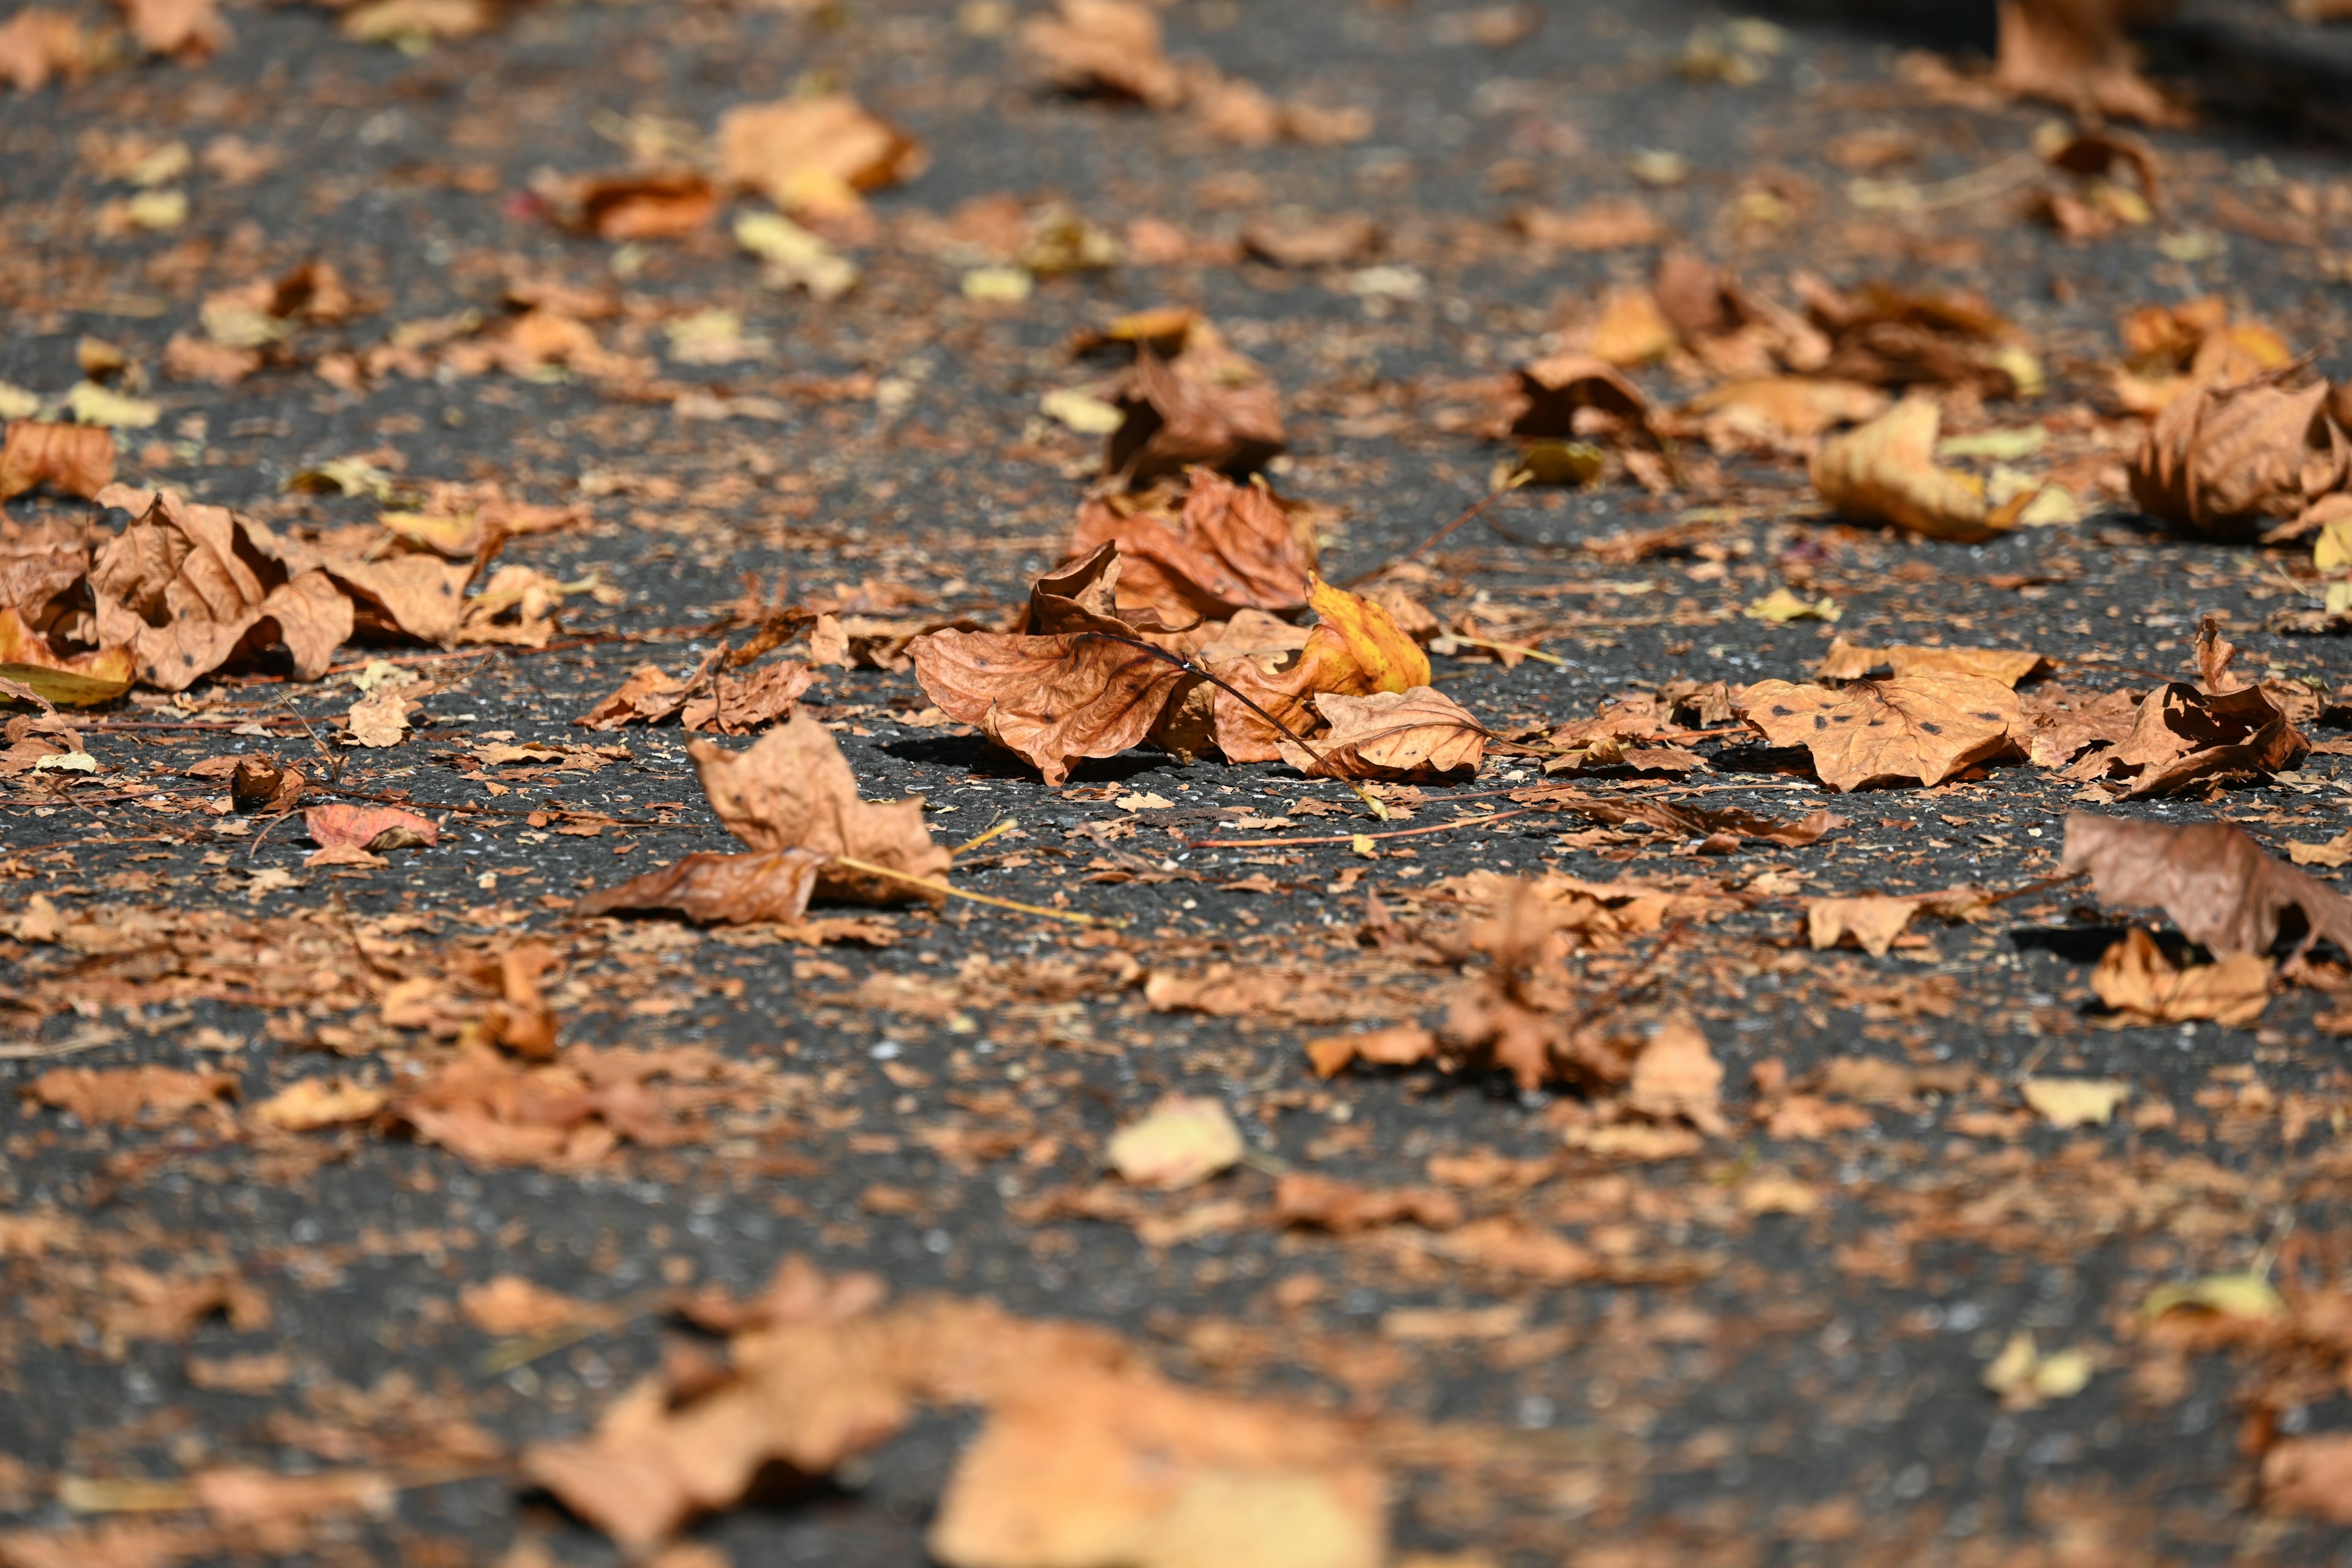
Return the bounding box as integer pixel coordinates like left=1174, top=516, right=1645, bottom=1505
left=2130, top=364, right=2351, bottom=537
left=1277, top=686, right=1485, bottom=781
left=690, top=712, right=951, bottom=904
left=578, top=846, right=826, bottom=927
left=0, top=421, right=115, bottom=501
left=2061, top=812, right=2352, bottom=959
left=2090, top=927, right=2271, bottom=1026
left=1810, top=396, right=2006, bottom=541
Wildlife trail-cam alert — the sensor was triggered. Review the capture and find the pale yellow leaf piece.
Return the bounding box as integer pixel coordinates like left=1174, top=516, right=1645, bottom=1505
left=2143, top=1272, right=2284, bottom=1324
left=2020, top=1076, right=2128, bottom=1129
left=1106, top=1093, right=1244, bottom=1191
left=1804, top=895, right=1922, bottom=957
left=1981, top=1330, right=2093, bottom=1412
left=1040, top=386, right=1125, bottom=434
left=1811, top=396, right=2003, bottom=542
left=1743, top=587, right=1839, bottom=622
left=1736, top=674, right=2021, bottom=791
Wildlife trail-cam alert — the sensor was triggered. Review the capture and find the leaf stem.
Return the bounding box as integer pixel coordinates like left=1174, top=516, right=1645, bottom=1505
left=831, top=854, right=1119, bottom=928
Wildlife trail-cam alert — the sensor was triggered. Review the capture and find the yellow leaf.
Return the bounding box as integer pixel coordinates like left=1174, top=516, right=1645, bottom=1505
left=2020, top=1076, right=2128, bottom=1129
left=1744, top=587, right=1840, bottom=622
left=2143, top=1272, right=2285, bottom=1323
left=1308, top=576, right=1430, bottom=693
left=1106, top=1093, right=1244, bottom=1191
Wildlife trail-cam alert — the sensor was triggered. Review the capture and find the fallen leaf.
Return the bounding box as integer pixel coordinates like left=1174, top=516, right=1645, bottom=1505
left=578, top=846, right=827, bottom=927
left=2020, top=1076, right=2129, bottom=1128
left=345, top=684, right=413, bottom=748
left=911, top=623, right=1191, bottom=786
left=251, top=1076, right=387, bottom=1131
left=2263, top=1434, right=2352, bottom=1526
left=1304, top=1025, right=1436, bottom=1079
left=1816, top=637, right=2051, bottom=688
left=1106, top=1093, right=1245, bottom=1191
left=2090, top=928, right=2271, bottom=1026
left=1735, top=674, right=2022, bottom=790
left=0, top=421, right=115, bottom=501
left=1687, top=376, right=1888, bottom=451
left=1805, top=895, right=1922, bottom=957
left=688, top=712, right=952, bottom=904
left=1017, top=0, right=1185, bottom=107
left=1512, top=197, right=1667, bottom=252
left=1810, top=396, right=2003, bottom=541
left=1501, top=352, right=1654, bottom=445
left=2130, top=364, right=2350, bottom=537
left=716, top=93, right=924, bottom=218
left=461, top=1275, right=594, bottom=1337
left=304, top=803, right=439, bottom=851
left=1981, top=1330, right=2095, bottom=1412
left=1104, top=347, right=1286, bottom=487
left=1306, top=576, right=1430, bottom=693
left=26, top=1065, right=236, bottom=1125
left=1273, top=1172, right=1463, bottom=1232
left=1622, top=1013, right=1726, bottom=1135
left=2286, top=831, right=2352, bottom=869
left=1069, top=469, right=1316, bottom=621
left=0, top=609, right=136, bottom=706
left=1278, top=687, right=1484, bottom=780
left=2060, top=811, right=2352, bottom=958
left=1742, top=587, right=1840, bottom=622
left=1991, top=0, right=2185, bottom=126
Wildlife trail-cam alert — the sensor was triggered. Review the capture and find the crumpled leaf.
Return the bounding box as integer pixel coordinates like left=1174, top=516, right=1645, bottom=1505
left=1106, top=1093, right=1245, bottom=1191
left=0, top=608, right=135, bottom=707
left=1810, top=396, right=2003, bottom=541
left=1069, top=469, right=1316, bottom=621
left=2129, top=364, right=2351, bottom=537
left=1735, top=674, right=2022, bottom=791
left=87, top=486, right=354, bottom=692
left=2090, top=927, right=2271, bottom=1026
left=26, top=1065, right=236, bottom=1125
left=1501, top=351, right=1654, bottom=445
left=690, top=712, right=951, bottom=905
left=1017, top=0, right=1186, bottom=108
left=1104, top=346, right=1285, bottom=488
left=0, top=421, right=115, bottom=501
left=2062, top=811, right=2352, bottom=959
left=1805, top=895, right=1922, bottom=957
left=1278, top=686, right=1484, bottom=781
left=913, top=624, right=1191, bottom=787
left=576, top=846, right=826, bottom=927
left=716, top=92, right=925, bottom=219
left=1204, top=622, right=1371, bottom=765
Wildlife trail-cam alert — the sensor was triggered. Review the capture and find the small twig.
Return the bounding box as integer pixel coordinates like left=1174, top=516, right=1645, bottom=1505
left=478, top=1288, right=672, bottom=1376
left=312, top=782, right=690, bottom=830
left=951, top=817, right=1019, bottom=857
left=830, top=854, right=1119, bottom=927
left=1339, top=481, right=1524, bottom=589
left=1188, top=809, right=1528, bottom=850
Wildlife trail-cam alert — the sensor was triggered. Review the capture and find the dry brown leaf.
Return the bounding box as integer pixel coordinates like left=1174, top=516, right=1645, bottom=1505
left=461, top=1275, right=595, bottom=1337
left=1991, top=0, right=2185, bottom=126
left=1686, top=376, right=1888, bottom=452
left=716, top=94, right=925, bottom=218
left=1303, top=1025, right=1436, bottom=1079
left=121, top=0, right=227, bottom=57
left=911, top=620, right=1191, bottom=786
left=576, top=663, right=693, bottom=730
left=1806, top=895, right=1923, bottom=958
left=0, top=8, right=97, bottom=91
left=690, top=712, right=950, bottom=903
left=304, top=802, right=437, bottom=851
left=2090, top=927, right=2271, bottom=1025
left=2263, top=1433, right=2352, bottom=1525
left=1512, top=197, right=1667, bottom=252
left=1815, top=637, right=2051, bottom=688
left=1273, top=1172, right=1463, bottom=1233
left=2130, top=364, right=2351, bottom=537
left=1277, top=686, right=1485, bottom=781
left=579, top=847, right=826, bottom=927
left=2061, top=812, right=2352, bottom=959
left=1501, top=352, right=1653, bottom=444
left=0, top=421, right=115, bottom=502
left=545, top=171, right=717, bottom=242
left=251, top=1076, right=386, bottom=1131
left=2065, top=624, right=2305, bottom=796
left=88, top=487, right=353, bottom=690
left=1069, top=469, right=1316, bottom=621
left=1104, top=349, right=1286, bottom=487
left=26, top=1065, right=236, bottom=1125
left=1622, top=1014, right=1727, bottom=1135
left=1017, top=0, right=1185, bottom=107
left=1810, top=396, right=2003, bottom=541
left=1106, top=1093, right=1244, bottom=1191
left=1735, top=674, right=2022, bottom=791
